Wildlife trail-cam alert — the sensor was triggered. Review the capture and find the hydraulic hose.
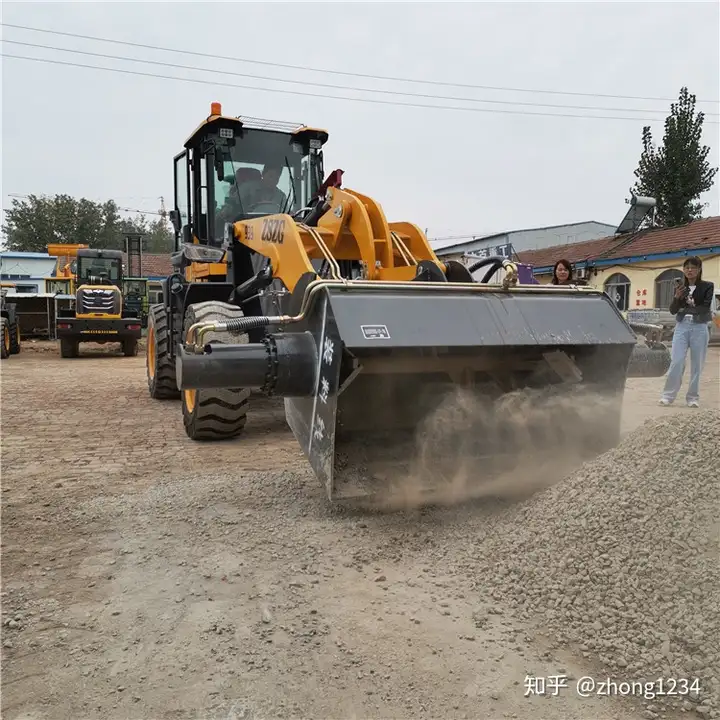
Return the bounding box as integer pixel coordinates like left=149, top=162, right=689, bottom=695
left=224, top=315, right=275, bottom=336
left=467, top=255, right=509, bottom=274
left=481, top=261, right=506, bottom=283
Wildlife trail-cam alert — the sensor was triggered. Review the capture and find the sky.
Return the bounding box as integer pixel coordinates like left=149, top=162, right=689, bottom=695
left=2, top=0, right=719, bottom=246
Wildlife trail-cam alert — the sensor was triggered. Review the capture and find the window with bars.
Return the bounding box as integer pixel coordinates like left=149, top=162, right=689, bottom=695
left=604, top=272, right=631, bottom=312
left=654, top=269, right=684, bottom=309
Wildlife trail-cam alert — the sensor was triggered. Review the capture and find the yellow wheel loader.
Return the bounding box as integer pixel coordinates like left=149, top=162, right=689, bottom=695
left=47, top=244, right=142, bottom=358
left=157, top=102, right=670, bottom=503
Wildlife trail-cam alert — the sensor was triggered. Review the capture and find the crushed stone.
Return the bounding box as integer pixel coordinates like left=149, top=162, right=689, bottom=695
left=467, top=409, right=720, bottom=712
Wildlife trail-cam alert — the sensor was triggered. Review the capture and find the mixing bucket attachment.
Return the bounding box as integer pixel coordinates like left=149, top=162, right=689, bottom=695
left=281, top=284, right=644, bottom=503
left=178, top=282, right=667, bottom=504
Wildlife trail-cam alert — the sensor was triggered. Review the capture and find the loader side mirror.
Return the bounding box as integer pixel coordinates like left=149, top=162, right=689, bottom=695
left=169, top=274, right=184, bottom=295
left=168, top=209, right=181, bottom=234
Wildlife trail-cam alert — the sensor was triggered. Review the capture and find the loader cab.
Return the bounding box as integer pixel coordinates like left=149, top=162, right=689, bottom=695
left=170, top=102, right=329, bottom=249
left=122, top=278, right=149, bottom=326
left=75, top=249, right=124, bottom=289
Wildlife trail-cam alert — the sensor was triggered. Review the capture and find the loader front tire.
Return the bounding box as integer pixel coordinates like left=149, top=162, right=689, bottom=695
left=147, top=305, right=180, bottom=399
left=1, top=318, right=10, bottom=359
left=181, top=301, right=251, bottom=442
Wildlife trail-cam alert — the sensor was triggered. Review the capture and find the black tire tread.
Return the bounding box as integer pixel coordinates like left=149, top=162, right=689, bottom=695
left=9, top=321, right=20, bottom=354
left=0, top=318, right=9, bottom=360
left=147, top=304, right=180, bottom=399
left=60, top=338, right=79, bottom=358
left=627, top=343, right=672, bottom=378
left=182, top=301, right=251, bottom=442
left=123, top=337, right=139, bottom=357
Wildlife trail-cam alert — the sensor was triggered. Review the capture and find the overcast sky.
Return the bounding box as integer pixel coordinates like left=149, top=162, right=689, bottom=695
left=2, top=0, right=719, bottom=245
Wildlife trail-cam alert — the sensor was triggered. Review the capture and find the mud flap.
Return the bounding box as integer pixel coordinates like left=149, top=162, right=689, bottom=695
left=283, top=286, right=642, bottom=503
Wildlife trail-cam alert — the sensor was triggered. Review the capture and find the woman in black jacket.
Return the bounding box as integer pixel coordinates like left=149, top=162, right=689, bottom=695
left=659, top=256, right=715, bottom=407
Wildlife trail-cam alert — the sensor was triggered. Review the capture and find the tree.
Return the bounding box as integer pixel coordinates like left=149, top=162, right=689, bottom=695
left=1, top=194, right=173, bottom=254
left=1, top=194, right=125, bottom=251
left=118, top=214, right=173, bottom=254
left=631, top=86, right=718, bottom=228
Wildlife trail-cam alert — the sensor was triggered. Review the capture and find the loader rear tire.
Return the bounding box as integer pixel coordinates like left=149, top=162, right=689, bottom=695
left=1, top=318, right=10, bottom=359
left=60, top=338, right=79, bottom=358
left=147, top=304, right=180, bottom=399
left=181, top=301, right=251, bottom=442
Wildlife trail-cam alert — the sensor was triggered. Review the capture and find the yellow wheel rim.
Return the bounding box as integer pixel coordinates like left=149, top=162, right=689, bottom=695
left=147, top=325, right=156, bottom=379
left=182, top=324, right=197, bottom=413
left=3, top=326, right=9, bottom=354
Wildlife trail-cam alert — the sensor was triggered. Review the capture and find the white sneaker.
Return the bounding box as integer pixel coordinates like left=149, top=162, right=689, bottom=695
left=658, top=398, right=672, bottom=406
left=687, top=400, right=699, bottom=408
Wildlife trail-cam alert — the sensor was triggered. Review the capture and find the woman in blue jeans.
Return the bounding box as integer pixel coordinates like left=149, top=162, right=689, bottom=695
left=659, top=256, right=715, bottom=408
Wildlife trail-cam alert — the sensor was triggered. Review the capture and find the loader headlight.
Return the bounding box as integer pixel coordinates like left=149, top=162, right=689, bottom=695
left=224, top=223, right=234, bottom=244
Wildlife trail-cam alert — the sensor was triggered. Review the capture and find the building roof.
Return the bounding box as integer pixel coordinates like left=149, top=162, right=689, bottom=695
left=431, top=220, right=616, bottom=254
left=516, top=216, right=720, bottom=270
left=0, top=251, right=58, bottom=259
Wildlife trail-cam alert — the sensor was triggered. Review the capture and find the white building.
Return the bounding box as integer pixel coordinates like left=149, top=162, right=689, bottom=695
left=0, top=251, right=59, bottom=293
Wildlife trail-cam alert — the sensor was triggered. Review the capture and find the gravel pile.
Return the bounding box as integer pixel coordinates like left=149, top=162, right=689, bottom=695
left=470, top=409, right=720, bottom=716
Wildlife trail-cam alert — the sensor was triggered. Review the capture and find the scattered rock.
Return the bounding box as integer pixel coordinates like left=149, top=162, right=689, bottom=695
left=463, top=411, right=720, bottom=713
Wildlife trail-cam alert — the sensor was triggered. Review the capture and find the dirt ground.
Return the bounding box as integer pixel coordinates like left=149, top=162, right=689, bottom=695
left=2, top=340, right=719, bottom=720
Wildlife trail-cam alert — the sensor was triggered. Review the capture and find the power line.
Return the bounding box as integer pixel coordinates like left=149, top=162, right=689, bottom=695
left=3, top=38, right=708, bottom=117
left=6, top=52, right=715, bottom=124
left=5, top=192, right=163, bottom=216
left=2, top=21, right=718, bottom=106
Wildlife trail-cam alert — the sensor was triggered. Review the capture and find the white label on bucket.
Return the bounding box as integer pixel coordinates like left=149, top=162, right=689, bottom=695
left=361, top=324, right=390, bottom=339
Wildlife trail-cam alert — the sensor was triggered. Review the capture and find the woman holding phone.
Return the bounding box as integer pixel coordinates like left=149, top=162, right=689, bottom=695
left=658, top=256, right=715, bottom=407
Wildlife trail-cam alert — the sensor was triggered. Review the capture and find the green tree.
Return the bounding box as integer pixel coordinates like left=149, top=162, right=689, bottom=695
left=1, top=194, right=173, bottom=254
left=118, top=214, right=173, bottom=254
left=145, top=216, right=174, bottom=253
left=631, top=86, right=718, bottom=228
left=1, top=194, right=125, bottom=251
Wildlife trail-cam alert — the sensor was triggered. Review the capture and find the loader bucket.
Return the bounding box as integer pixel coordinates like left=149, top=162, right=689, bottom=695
left=283, top=284, right=645, bottom=504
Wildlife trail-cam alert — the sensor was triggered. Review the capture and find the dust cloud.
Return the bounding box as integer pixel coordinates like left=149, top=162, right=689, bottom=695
left=360, top=383, right=623, bottom=512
